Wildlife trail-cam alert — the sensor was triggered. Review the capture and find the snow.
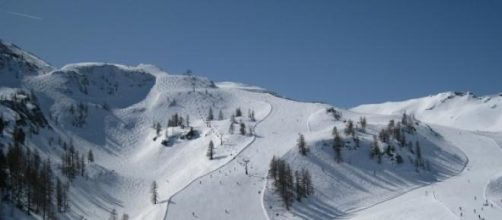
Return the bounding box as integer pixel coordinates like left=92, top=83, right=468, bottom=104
left=261, top=108, right=466, bottom=220
left=349, top=128, right=502, bottom=220
left=2, top=39, right=502, bottom=220
left=0, top=39, right=53, bottom=87
left=352, top=91, right=502, bottom=132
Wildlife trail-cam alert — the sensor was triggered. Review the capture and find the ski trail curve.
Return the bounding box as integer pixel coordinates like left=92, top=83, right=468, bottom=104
left=162, top=100, right=273, bottom=220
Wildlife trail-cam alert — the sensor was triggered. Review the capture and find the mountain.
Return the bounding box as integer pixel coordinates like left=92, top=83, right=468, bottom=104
left=0, top=40, right=53, bottom=88
left=352, top=91, right=502, bottom=132
left=0, top=39, right=500, bottom=220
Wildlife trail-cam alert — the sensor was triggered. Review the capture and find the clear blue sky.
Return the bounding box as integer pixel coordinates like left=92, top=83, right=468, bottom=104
left=1, top=0, right=501, bottom=107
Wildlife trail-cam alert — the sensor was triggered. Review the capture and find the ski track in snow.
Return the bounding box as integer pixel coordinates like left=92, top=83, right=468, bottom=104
left=3, top=40, right=502, bottom=220
left=347, top=127, right=502, bottom=220
left=163, top=91, right=273, bottom=220
left=165, top=90, right=323, bottom=220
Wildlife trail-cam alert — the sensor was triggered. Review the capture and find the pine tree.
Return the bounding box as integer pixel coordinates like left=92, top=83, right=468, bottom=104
left=207, top=107, right=214, bottom=121
left=379, top=129, right=390, bottom=143
left=332, top=126, right=338, bottom=137
left=297, top=134, right=308, bottom=155
left=396, top=154, right=404, bottom=164
left=344, top=120, right=355, bottom=136
left=248, top=110, right=256, bottom=122
left=88, top=149, right=94, bottom=163
left=0, top=151, right=6, bottom=195
left=0, top=115, right=4, bottom=136
left=401, top=113, right=408, bottom=126
left=40, top=159, right=54, bottom=220
left=207, top=140, right=214, bottom=160
left=151, top=181, right=158, bottom=205
left=371, top=135, right=382, bottom=164
left=240, top=122, right=246, bottom=135
left=359, top=117, right=367, bottom=132
left=218, top=109, right=224, bottom=120
left=268, top=156, right=278, bottom=180
left=229, top=122, right=235, bottom=134
left=301, top=168, right=314, bottom=196
left=235, top=107, right=242, bottom=117
left=122, top=213, right=130, bottom=220
left=280, top=163, right=294, bottom=210
left=13, top=127, right=25, bottom=145
left=56, top=178, right=65, bottom=212
left=294, top=170, right=304, bottom=202
left=415, top=141, right=422, bottom=167
left=334, top=131, right=343, bottom=163
left=80, top=154, right=86, bottom=176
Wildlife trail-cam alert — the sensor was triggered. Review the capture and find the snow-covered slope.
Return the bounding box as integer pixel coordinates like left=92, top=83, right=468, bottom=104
left=0, top=39, right=53, bottom=87
left=262, top=110, right=466, bottom=220
left=352, top=92, right=502, bottom=132
left=1, top=39, right=501, bottom=220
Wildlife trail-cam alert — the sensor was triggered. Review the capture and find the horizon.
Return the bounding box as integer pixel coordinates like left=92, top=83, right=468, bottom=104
left=2, top=0, right=501, bottom=107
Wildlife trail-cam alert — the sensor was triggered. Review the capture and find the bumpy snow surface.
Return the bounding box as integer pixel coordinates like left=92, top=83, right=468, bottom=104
left=1, top=39, right=502, bottom=220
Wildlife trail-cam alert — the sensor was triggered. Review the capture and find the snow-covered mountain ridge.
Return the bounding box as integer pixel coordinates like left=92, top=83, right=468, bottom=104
left=0, top=39, right=501, bottom=220
left=352, top=91, right=502, bottom=132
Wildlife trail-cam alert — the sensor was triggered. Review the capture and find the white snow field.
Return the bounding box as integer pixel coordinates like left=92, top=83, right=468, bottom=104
left=353, top=91, right=502, bottom=132
left=346, top=128, right=502, bottom=220
left=1, top=39, right=502, bottom=220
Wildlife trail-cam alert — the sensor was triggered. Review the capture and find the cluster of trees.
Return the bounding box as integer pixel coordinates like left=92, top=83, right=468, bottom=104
left=69, top=102, right=88, bottom=127
left=398, top=113, right=417, bottom=134
left=166, top=113, right=188, bottom=128
left=228, top=107, right=252, bottom=136
left=247, top=109, right=256, bottom=122
left=369, top=117, right=429, bottom=171
left=378, top=119, right=412, bottom=147
left=61, top=141, right=89, bottom=181
left=326, top=107, right=342, bottom=121
left=0, top=90, right=48, bottom=129
left=0, top=127, right=69, bottom=219
left=207, top=108, right=229, bottom=121
left=269, top=157, right=314, bottom=210
left=331, top=124, right=361, bottom=163
left=108, top=209, right=129, bottom=220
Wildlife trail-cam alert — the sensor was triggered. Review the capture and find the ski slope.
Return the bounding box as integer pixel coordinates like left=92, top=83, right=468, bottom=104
left=165, top=87, right=324, bottom=220
left=348, top=127, right=502, bottom=220
left=2, top=39, right=502, bottom=220
left=349, top=96, right=502, bottom=220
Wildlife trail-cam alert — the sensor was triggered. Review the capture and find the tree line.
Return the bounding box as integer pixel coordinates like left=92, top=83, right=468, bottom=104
left=268, top=157, right=313, bottom=210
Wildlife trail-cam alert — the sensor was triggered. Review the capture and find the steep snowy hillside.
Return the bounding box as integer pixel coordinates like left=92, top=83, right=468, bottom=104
left=349, top=94, right=502, bottom=220
left=0, top=40, right=53, bottom=87
left=0, top=39, right=273, bottom=220
left=262, top=110, right=466, bottom=220
left=352, top=92, right=502, bottom=132
left=1, top=39, right=500, bottom=220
